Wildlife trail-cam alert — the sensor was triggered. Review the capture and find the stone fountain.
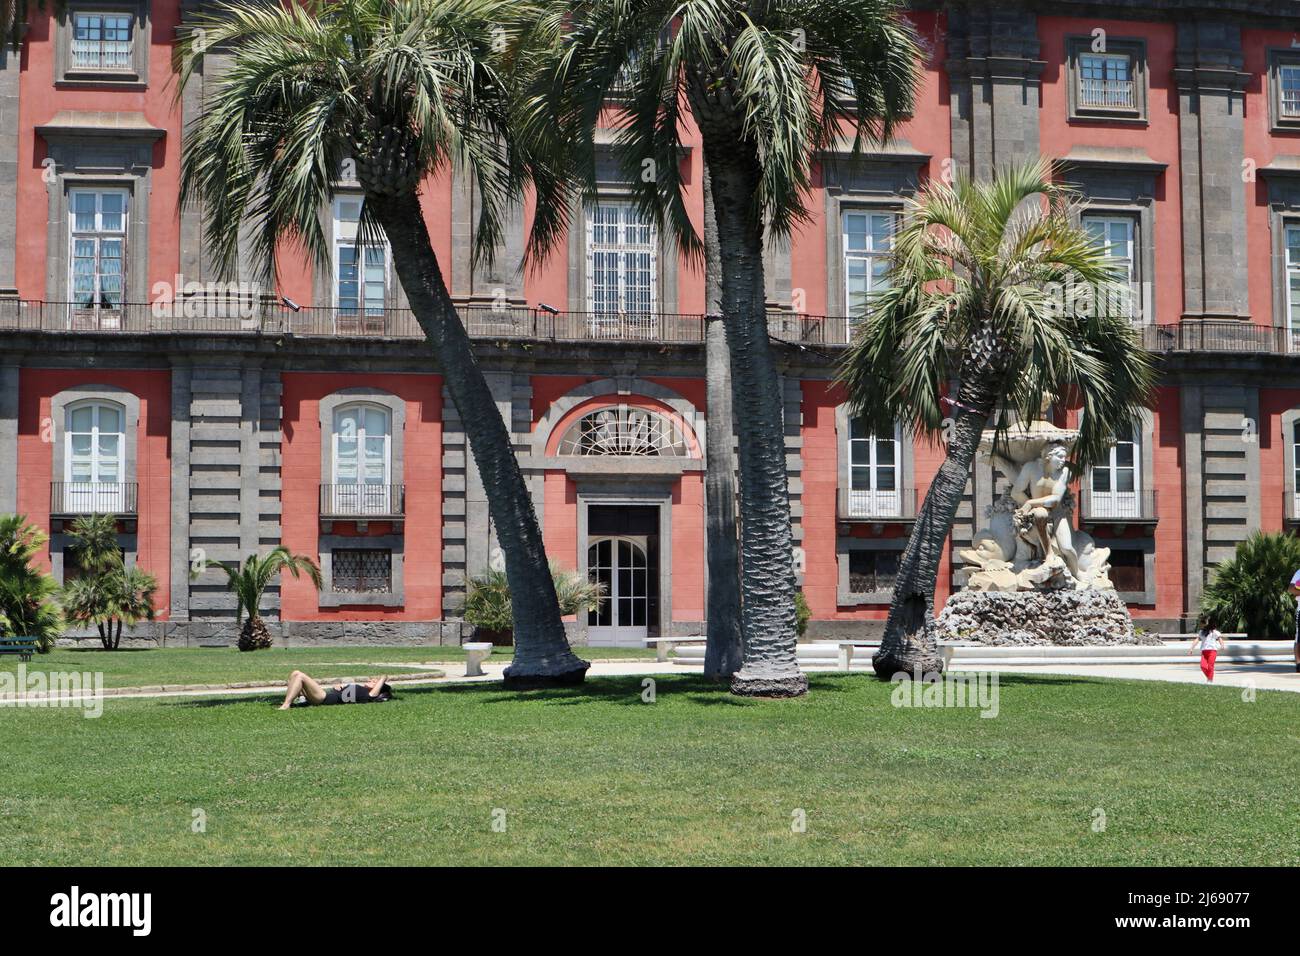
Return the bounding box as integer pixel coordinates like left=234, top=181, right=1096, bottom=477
left=933, top=403, right=1158, bottom=647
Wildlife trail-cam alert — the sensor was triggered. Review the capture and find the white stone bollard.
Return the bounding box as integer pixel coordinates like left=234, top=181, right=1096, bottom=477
left=463, top=642, right=494, bottom=677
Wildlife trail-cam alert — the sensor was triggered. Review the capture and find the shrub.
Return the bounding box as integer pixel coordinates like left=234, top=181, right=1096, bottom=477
left=0, top=514, right=63, bottom=652
left=794, top=590, right=811, bottom=638
left=464, top=562, right=606, bottom=634
left=1199, top=531, right=1300, bottom=640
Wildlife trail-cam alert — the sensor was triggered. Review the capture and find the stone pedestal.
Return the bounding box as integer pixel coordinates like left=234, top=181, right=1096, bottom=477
left=933, top=590, right=1160, bottom=646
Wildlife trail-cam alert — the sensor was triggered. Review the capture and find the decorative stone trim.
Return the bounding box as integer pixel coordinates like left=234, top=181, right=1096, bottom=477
left=1065, top=35, right=1149, bottom=125
left=54, top=2, right=151, bottom=88
left=316, top=386, right=407, bottom=492
left=318, top=533, right=404, bottom=607
left=836, top=536, right=905, bottom=607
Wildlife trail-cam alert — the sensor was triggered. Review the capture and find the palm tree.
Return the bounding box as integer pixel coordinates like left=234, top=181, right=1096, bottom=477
left=1199, top=532, right=1300, bottom=642
left=0, top=514, right=63, bottom=653
left=840, top=159, right=1158, bottom=679
left=176, top=0, right=589, bottom=685
left=60, top=513, right=157, bottom=650
left=203, top=547, right=323, bottom=652
left=531, top=0, right=920, bottom=696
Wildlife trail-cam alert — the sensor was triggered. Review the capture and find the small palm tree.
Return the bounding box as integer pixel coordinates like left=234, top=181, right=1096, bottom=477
left=533, top=0, right=920, bottom=697
left=203, top=548, right=322, bottom=652
left=841, top=158, right=1157, bottom=678
left=1200, top=532, right=1300, bottom=642
left=0, top=514, right=63, bottom=653
left=176, top=0, right=589, bottom=687
left=61, top=513, right=157, bottom=650
left=465, top=562, right=606, bottom=642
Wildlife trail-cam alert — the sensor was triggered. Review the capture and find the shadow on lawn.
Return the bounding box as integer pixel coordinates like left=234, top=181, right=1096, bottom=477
left=161, top=669, right=1107, bottom=710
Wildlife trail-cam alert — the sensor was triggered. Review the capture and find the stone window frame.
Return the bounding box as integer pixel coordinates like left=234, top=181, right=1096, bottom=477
left=1080, top=407, right=1155, bottom=511
left=1086, top=534, right=1156, bottom=606
left=311, top=190, right=411, bottom=312
left=1281, top=409, right=1300, bottom=523
left=1267, top=48, right=1300, bottom=134
left=565, top=143, right=679, bottom=314
left=1065, top=35, right=1149, bottom=125
left=40, top=125, right=159, bottom=305
left=834, top=403, right=913, bottom=516
left=55, top=1, right=150, bottom=88
left=316, top=388, right=406, bottom=607
left=1272, top=207, right=1300, bottom=332
left=48, top=384, right=140, bottom=585
left=318, top=533, right=404, bottom=607
left=532, top=377, right=703, bottom=473
left=1079, top=406, right=1155, bottom=606
left=821, top=147, right=927, bottom=319
left=1058, top=154, right=1161, bottom=324
left=836, top=537, right=905, bottom=607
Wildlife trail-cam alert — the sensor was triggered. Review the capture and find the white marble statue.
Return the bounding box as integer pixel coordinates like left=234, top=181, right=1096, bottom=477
left=960, top=412, right=1114, bottom=593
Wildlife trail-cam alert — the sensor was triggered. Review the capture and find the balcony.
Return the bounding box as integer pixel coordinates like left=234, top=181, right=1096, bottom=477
left=1079, top=488, right=1158, bottom=526
left=1285, top=490, right=1300, bottom=527
left=50, top=482, right=138, bottom=519
left=319, top=484, right=405, bottom=530
left=7, top=301, right=1300, bottom=357
left=1079, top=78, right=1136, bottom=111
left=837, top=487, right=918, bottom=524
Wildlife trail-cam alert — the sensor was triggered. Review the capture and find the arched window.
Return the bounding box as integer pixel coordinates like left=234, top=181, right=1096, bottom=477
left=331, top=404, right=392, bottom=514
left=64, top=400, right=125, bottom=512
left=557, top=404, right=691, bottom=458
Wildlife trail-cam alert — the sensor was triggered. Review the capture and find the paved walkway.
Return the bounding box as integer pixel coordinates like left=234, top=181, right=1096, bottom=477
left=5, top=657, right=1299, bottom=707
left=951, top=659, right=1300, bottom=693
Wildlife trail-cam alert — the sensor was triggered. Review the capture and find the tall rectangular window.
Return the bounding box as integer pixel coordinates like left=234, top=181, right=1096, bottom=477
left=333, top=196, right=388, bottom=318
left=847, top=417, right=900, bottom=517
left=69, top=188, right=127, bottom=320
left=843, top=211, right=894, bottom=316
left=71, top=12, right=133, bottom=71
left=1084, top=215, right=1138, bottom=320
left=1281, top=64, right=1300, bottom=119
left=1091, top=421, right=1140, bottom=519
left=1287, top=225, right=1300, bottom=340
left=586, top=202, right=657, bottom=325
left=1078, top=52, right=1134, bottom=110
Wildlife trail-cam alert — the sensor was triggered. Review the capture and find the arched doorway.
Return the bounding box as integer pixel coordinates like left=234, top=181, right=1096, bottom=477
left=587, top=534, right=652, bottom=646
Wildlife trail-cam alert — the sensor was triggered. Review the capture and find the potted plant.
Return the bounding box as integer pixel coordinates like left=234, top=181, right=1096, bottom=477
left=464, top=562, right=606, bottom=646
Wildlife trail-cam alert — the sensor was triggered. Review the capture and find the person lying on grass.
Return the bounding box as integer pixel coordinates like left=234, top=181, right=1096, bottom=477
left=279, top=670, right=394, bottom=710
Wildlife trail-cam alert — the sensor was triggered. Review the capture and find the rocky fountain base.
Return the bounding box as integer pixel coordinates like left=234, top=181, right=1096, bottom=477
left=933, top=589, right=1162, bottom=647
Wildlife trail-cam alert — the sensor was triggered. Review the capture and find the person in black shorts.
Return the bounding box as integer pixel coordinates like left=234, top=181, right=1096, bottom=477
left=278, top=670, right=393, bottom=710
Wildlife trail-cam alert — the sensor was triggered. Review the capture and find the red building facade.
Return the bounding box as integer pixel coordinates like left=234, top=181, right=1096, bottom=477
left=1, top=0, right=1298, bottom=643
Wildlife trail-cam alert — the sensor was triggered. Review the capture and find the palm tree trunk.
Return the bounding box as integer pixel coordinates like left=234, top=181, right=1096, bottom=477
left=873, top=402, right=989, bottom=679
left=98, top=622, right=110, bottom=651
left=367, top=194, right=588, bottom=689
left=702, top=164, right=743, bottom=681
left=698, top=146, right=805, bottom=699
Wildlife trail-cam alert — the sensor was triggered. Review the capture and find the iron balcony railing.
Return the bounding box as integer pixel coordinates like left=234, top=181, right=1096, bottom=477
left=1285, top=490, right=1300, bottom=526
left=1079, top=488, right=1158, bottom=524
left=1079, top=78, right=1136, bottom=111
left=50, top=481, right=138, bottom=517
left=6, top=301, right=1300, bottom=356
left=319, top=484, right=406, bottom=519
left=836, top=486, right=918, bottom=521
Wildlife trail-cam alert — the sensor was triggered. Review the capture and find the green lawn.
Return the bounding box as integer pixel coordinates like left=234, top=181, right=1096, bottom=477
left=2, top=671, right=1299, bottom=865
left=2, top=645, right=655, bottom=689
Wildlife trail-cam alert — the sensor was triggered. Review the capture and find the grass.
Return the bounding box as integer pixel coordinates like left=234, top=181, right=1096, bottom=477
left=3, top=671, right=1299, bottom=865
left=2, top=645, right=655, bottom=689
